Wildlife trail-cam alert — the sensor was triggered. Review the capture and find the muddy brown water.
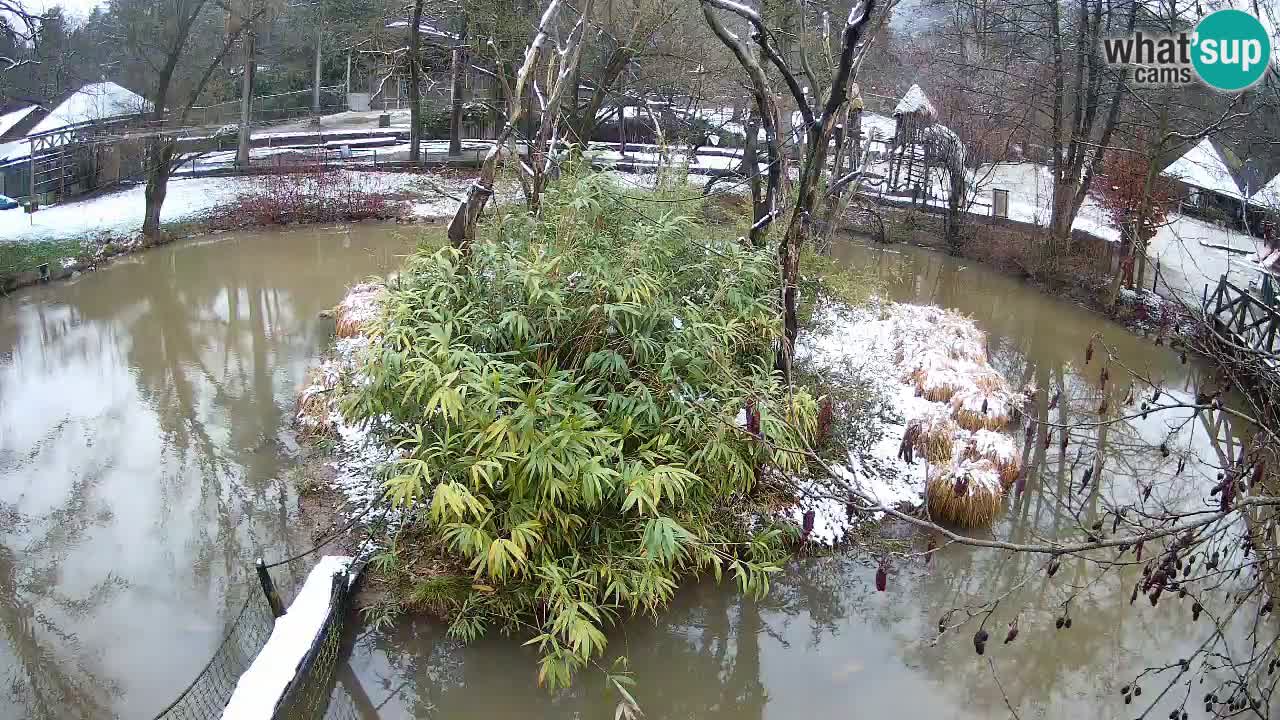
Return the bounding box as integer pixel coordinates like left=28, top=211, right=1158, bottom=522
left=0, top=224, right=421, bottom=719
left=0, top=229, right=1252, bottom=719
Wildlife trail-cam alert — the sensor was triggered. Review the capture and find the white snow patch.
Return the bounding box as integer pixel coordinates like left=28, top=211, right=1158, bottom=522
left=790, top=300, right=1025, bottom=545
left=28, top=82, right=150, bottom=137
left=894, top=84, right=936, bottom=118
left=0, top=105, right=36, bottom=138
left=220, top=555, right=352, bottom=720
left=1160, top=137, right=1241, bottom=199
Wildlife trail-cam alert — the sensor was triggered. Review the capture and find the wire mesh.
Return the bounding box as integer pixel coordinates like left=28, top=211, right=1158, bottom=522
left=150, top=592, right=276, bottom=720
left=272, top=567, right=356, bottom=720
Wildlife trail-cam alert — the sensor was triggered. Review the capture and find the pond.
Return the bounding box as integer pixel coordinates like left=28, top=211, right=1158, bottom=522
left=335, top=238, right=1249, bottom=719
left=0, top=228, right=1248, bottom=719
left=0, top=224, right=420, bottom=719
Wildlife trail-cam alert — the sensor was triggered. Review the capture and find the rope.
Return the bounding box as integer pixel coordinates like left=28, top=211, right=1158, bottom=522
left=261, top=498, right=388, bottom=569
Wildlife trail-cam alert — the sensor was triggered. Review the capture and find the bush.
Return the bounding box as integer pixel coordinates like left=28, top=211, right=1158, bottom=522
left=219, top=159, right=402, bottom=227
left=341, top=170, right=817, bottom=687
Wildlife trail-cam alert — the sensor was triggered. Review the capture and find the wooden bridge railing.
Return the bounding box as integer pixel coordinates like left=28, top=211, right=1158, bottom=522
left=1203, top=275, right=1280, bottom=360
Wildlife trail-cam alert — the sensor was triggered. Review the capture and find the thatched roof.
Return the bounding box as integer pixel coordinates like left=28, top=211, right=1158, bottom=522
left=893, top=84, right=936, bottom=121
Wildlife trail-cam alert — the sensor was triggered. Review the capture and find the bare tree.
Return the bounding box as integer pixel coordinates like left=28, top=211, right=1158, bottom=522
left=700, top=0, right=878, bottom=376
left=446, top=0, right=595, bottom=246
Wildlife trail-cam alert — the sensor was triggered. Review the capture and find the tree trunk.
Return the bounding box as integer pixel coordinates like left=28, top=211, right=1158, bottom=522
left=236, top=30, right=256, bottom=168
left=407, top=0, right=424, bottom=163
left=312, top=2, right=323, bottom=115
left=448, top=43, right=464, bottom=156
left=142, top=137, right=175, bottom=241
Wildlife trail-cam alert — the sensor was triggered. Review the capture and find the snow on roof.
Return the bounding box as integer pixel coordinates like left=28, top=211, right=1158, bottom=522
left=1160, top=137, right=1242, bottom=199
left=861, top=111, right=896, bottom=140
left=27, top=82, right=149, bottom=136
left=894, top=84, right=936, bottom=118
left=385, top=19, right=458, bottom=40
left=1249, top=164, right=1280, bottom=209
left=0, top=105, right=37, bottom=138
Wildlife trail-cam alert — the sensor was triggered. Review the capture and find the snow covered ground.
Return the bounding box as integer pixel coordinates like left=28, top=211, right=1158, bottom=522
left=0, top=171, right=478, bottom=245
left=790, top=301, right=1026, bottom=545
left=965, top=162, right=1266, bottom=300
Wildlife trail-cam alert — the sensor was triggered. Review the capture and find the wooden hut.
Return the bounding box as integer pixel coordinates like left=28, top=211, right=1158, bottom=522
left=888, top=84, right=937, bottom=195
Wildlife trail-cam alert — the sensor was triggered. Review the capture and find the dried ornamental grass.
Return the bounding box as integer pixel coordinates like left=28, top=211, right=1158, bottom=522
left=295, top=363, right=338, bottom=438
left=950, top=386, right=1015, bottom=432
left=906, top=408, right=964, bottom=463
left=334, top=283, right=384, bottom=338
left=927, top=458, right=1004, bottom=528
left=965, top=429, right=1021, bottom=487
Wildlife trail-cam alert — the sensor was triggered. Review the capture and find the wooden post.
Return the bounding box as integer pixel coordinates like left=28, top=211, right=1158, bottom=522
left=256, top=558, right=285, bottom=618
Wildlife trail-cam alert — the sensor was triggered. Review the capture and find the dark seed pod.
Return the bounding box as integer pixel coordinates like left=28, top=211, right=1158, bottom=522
left=1160, top=443, right=1169, bottom=457
left=1092, top=519, right=1104, bottom=533
left=1262, top=598, right=1273, bottom=616
left=1085, top=337, right=1095, bottom=365
left=938, top=618, right=946, bottom=634
left=1130, top=583, right=1140, bottom=605
left=875, top=559, right=888, bottom=592
left=1064, top=617, right=1072, bottom=629
left=1004, top=618, right=1019, bottom=644
left=1153, top=389, right=1161, bottom=403
left=1192, top=601, right=1203, bottom=621
left=1121, top=685, right=1130, bottom=695
left=1056, top=615, right=1065, bottom=629
left=1047, top=557, right=1061, bottom=577
left=1176, top=457, right=1186, bottom=475
left=1125, top=695, right=1132, bottom=705
left=973, top=629, right=989, bottom=655
left=1178, top=587, right=1188, bottom=599
left=1142, top=484, right=1153, bottom=501
left=1133, top=686, right=1142, bottom=697
left=981, top=397, right=988, bottom=415
left=1180, top=351, right=1187, bottom=364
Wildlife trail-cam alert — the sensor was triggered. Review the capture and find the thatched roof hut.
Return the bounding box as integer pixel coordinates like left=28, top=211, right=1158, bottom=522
left=893, top=84, right=937, bottom=123
left=889, top=84, right=939, bottom=193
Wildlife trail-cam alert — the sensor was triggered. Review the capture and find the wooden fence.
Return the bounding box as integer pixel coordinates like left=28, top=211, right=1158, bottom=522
left=1204, top=275, right=1280, bottom=360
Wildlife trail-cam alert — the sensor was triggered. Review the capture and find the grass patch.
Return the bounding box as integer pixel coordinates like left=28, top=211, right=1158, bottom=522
left=0, top=238, right=85, bottom=276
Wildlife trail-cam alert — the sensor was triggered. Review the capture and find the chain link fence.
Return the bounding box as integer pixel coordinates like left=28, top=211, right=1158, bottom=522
left=151, top=559, right=366, bottom=720
left=148, top=592, right=277, bottom=720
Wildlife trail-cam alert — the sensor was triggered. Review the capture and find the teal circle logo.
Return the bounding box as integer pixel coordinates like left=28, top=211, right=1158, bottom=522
left=1192, top=9, right=1272, bottom=92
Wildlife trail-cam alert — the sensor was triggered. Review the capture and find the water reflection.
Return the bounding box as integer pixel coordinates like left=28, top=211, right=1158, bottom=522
left=0, top=225, right=417, bottom=718
left=340, top=238, right=1248, bottom=720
